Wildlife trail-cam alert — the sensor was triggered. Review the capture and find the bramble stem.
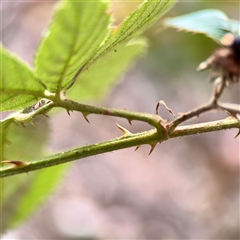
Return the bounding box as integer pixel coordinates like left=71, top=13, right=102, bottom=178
left=55, top=98, right=167, bottom=135
left=1, top=76, right=239, bottom=178
left=0, top=129, right=160, bottom=177
left=169, top=117, right=239, bottom=138
left=169, top=101, right=215, bottom=132
left=169, top=76, right=227, bottom=132
left=1, top=117, right=239, bottom=178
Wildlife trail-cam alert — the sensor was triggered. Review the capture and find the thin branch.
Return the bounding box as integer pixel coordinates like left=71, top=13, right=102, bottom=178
left=170, top=117, right=240, bottom=138
left=0, top=129, right=160, bottom=178
left=1, top=117, right=239, bottom=178
left=55, top=98, right=167, bottom=135
left=169, top=101, right=215, bottom=133
left=169, top=76, right=227, bottom=133
left=218, top=102, right=240, bottom=118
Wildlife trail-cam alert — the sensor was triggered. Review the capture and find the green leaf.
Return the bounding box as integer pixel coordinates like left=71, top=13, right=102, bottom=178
left=34, top=1, right=112, bottom=93
left=69, top=0, right=176, bottom=98
left=0, top=46, right=45, bottom=111
left=0, top=163, right=69, bottom=231
left=229, top=19, right=240, bottom=36
left=89, top=0, right=177, bottom=65
left=68, top=39, right=147, bottom=101
left=0, top=116, right=59, bottom=230
left=0, top=116, right=50, bottom=162
left=9, top=163, right=69, bottom=228
left=164, top=9, right=235, bottom=43
left=0, top=118, right=13, bottom=162
left=0, top=113, right=50, bottom=217
left=0, top=174, right=35, bottom=232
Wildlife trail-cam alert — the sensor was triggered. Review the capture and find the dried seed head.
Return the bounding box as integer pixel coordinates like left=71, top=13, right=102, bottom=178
left=197, top=33, right=240, bottom=84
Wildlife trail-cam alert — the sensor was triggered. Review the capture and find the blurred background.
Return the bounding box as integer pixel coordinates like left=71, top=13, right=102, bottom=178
left=1, top=1, right=239, bottom=239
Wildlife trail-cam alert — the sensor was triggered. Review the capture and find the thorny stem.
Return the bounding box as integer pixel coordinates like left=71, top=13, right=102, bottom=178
left=169, top=117, right=240, bottom=138
left=218, top=102, right=240, bottom=115
left=169, top=77, right=229, bottom=133
left=1, top=77, right=240, bottom=178
left=169, top=101, right=216, bottom=133
left=1, top=117, right=239, bottom=178
left=55, top=98, right=167, bottom=135
left=0, top=129, right=160, bottom=177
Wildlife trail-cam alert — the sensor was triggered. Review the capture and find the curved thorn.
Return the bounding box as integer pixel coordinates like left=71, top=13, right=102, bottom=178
left=135, top=146, right=140, bottom=151
left=127, top=119, right=132, bottom=125
left=148, top=142, right=158, bottom=155
left=156, top=100, right=175, bottom=117
left=116, top=123, right=132, bottom=136
left=82, top=112, right=90, bottom=123
left=234, top=129, right=240, bottom=138
left=156, top=101, right=160, bottom=115
left=66, top=109, right=71, bottom=116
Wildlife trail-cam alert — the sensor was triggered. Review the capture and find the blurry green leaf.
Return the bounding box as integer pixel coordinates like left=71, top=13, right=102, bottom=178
left=0, top=174, right=35, bottom=232
left=0, top=163, right=68, bottom=231
left=89, top=0, right=177, bottom=65
left=1, top=116, right=50, bottom=162
left=0, top=46, right=45, bottom=111
left=164, top=9, right=238, bottom=43
left=69, top=39, right=147, bottom=101
left=34, top=1, right=112, bottom=93
left=229, top=19, right=240, bottom=36
left=69, top=0, right=176, bottom=99
left=0, top=116, right=57, bottom=230
left=34, top=0, right=176, bottom=94
left=9, top=163, right=69, bottom=228
left=0, top=118, right=13, bottom=162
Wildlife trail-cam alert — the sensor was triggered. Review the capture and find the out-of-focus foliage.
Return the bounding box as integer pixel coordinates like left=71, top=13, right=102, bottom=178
left=164, top=9, right=240, bottom=43
left=68, top=40, right=147, bottom=101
